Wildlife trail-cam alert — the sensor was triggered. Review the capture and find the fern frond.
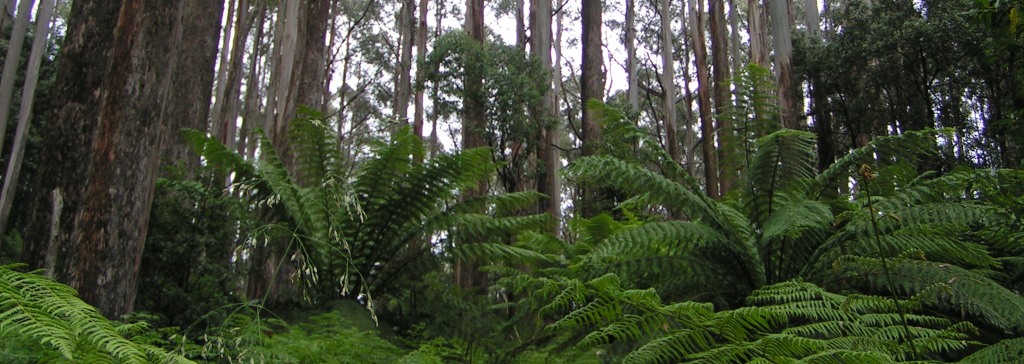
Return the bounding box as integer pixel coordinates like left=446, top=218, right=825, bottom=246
left=959, top=337, right=1024, bottom=363
left=815, top=129, right=944, bottom=196
left=0, top=265, right=183, bottom=363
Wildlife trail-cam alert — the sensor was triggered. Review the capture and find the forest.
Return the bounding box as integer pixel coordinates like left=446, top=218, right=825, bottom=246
left=0, top=0, right=1022, bottom=362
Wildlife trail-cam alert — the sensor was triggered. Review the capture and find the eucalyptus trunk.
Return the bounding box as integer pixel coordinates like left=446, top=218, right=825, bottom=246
left=769, top=0, right=801, bottom=129
left=625, top=0, right=638, bottom=111
left=687, top=0, right=720, bottom=197
left=0, top=0, right=35, bottom=155
left=0, top=0, right=56, bottom=239
left=659, top=0, right=680, bottom=163
left=531, top=0, right=560, bottom=233
left=710, top=0, right=735, bottom=194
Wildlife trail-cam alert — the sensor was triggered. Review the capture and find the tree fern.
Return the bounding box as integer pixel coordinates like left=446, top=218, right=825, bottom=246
left=0, top=264, right=191, bottom=363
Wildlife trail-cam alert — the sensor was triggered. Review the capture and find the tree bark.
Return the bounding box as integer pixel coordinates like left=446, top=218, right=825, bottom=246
left=688, top=0, right=719, bottom=197
left=0, top=0, right=55, bottom=239
left=159, top=0, right=226, bottom=177
left=625, top=0, right=638, bottom=111
left=769, top=0, right=801, bottom=129
left=413, top=0, right=429, bottom=142
left=580, top=0, right=604, bottom=158
left=395, top=0, right=416, bottom=124
left=456, top=0, right=487, bottom=291
left=748, top=0, right=769, bottom=68
left=531, top=0, right=559, bottom=233
left=579, top=0, right=605, bottom=217
left=658, top=0, right=680, bottom=163
left=0, top=0, right=35, bottom=155
left=710, top=0, right=735, bottom=194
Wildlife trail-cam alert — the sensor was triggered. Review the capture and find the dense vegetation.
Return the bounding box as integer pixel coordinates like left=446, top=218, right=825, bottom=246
left=1, top=0, right=1023, bottom=363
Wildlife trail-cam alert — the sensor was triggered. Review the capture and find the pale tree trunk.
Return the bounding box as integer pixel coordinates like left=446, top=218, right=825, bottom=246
left=395, top=0, right=415, bottom=123
left=748, top=0, right=769, bottom=68
left=680, top=1, right=697, bottom=176
left=211, top=0, right=236, bottom=143
left=625, top=0, right=638, bottom=111
left=531, top=0, right=559, bottom=233
left=769, top=0, right=801, bottom=129
left=804, top=0, right=819, bottom=37
left=658, top=0, right=680, bottom=163
left=0, top=0, right=35, bottom=155
left=710, top=0, right=735, bottom=194
left=729, top=0, right=742, bottom=73
left=688, top=0, right=719, bottom=197
left=413, top=0, right=429, bottom=142
left=238, top=3, right=266, bottom=160
left=456, top=0, right=487, bottom=291
left=0, top=0, right=56, bottom=239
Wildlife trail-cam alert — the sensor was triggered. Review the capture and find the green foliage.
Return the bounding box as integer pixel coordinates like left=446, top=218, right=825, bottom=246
left=0, top=264, right=191, bottom=363
left=137, top=171, right=246, bottom=328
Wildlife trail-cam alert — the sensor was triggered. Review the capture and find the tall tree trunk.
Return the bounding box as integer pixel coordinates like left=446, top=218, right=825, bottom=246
left=211, top=0, right=236, bottom=143
left=0, top=0, right=35, bottom=155
left=515, top=0, right=525, bottom=49
left=21, top=0, right=124, bottom=277
left=531, top=0, right=559, bottom=233
left=0, top=0, right=56, bottom=239
left=395, top=0, right=415, bottom=123
left=688, top=0, right=719, bottom=197
left=0, top=0, right=14, bottom=30
left=769, top=0, right=800, bottom=129
left=625, top=0, right=638, bottom=111
left=804, top=0, right=819, bottom=37
left=20, top=0, right=223, bottom=319
left=579, top=0, right=605, bottom=217
left=710, top=0, right=735, bottom=194
left=414, top=0, right=429, bottom=142
left=658, top=0, right=680, bottom=163
left=680, top=0, right=697, bottom=176
left=238, top=3, right=267, bottom=160
left=456, top=0, right=487, bottom=290
left=159, top=0, right=226, bottom=177
left=729, top=0, right=742, bottom=74
left=748, top=0, right=769, bottom=68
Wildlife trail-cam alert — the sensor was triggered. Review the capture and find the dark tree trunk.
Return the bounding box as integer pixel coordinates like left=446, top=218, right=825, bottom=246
left=20, top=0, right=223, bottom=319
left=579, top=0, right=605, bottom=217
left=531, top=0, right=559, bottom=233
left=688, top=0, right=720, bottom=197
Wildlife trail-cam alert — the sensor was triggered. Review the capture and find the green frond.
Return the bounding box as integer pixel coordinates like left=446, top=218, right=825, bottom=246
left=623, top=329, right=715, bottom=364
left=959, top=337, right=1024, bottom=363
left=0, top=265, right=186, bottom=363
left=815, top=129, right=945, bottom=195
left=743, top=130, right=819, bottom=228
left=795, top=350, right=896, bottom=364
left=835, top=256, right=1024, bottom=333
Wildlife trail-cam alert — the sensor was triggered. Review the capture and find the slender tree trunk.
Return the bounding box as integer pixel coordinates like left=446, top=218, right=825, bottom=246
left=531, top=0, right=559, bottom=233
left=414, top=0, right=429, bottom=142
left=625, top=0, right=638, bottom=111
left=769, top=0, right=800, bottom=129
left=688, top=0, right=719, bottom=197
left=658, top=0, right=680, bottom=163
left=238, top=3, right=267, bottom=159
left=580, top=0, right=603, bottom=158
left=0, top=0, right=14, bottom=30
left=710, top=0, right=735, bottom=194
left=748, top=0, right=769, bottom=68
left=805, top=0, right=819, bottom=37
left=579, top=0, right=605, bottom=217
left=515, top=0, right=525, bottom=49
left=395, top=0, right=415, bottom=123
left=680, top=0, right=697, bottom=176
left=729, top=0, right=742, bottom=73
left=0, top=0, right=35, bottom=155
left=456, top=0, right=487, bottom=291
left=0, top=0, right=55, bottom=239
left=211, top=0, right=236, bottom=143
